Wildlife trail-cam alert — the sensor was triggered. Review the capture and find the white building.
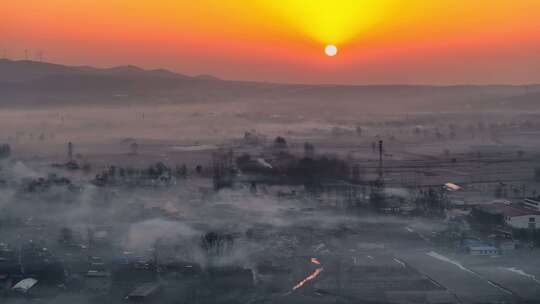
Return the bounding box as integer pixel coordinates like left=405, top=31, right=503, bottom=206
left=505, top=213, right=540, bottom=229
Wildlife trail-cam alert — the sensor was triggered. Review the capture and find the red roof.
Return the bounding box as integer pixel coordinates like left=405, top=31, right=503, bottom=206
left=478, top=203, right=540, bottom=217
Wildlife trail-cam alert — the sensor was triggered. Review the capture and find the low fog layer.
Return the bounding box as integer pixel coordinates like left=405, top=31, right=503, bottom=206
left=1, top=59, right=540, bottom=115
left=1, top=60, right=540, bottom=303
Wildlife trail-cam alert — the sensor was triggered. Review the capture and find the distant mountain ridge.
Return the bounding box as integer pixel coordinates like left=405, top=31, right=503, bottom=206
left=0, top=59, right=539, bottom=113
left=0, top=60, right=198, bottom=83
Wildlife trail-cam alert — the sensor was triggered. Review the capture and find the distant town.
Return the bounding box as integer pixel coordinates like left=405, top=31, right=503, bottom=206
left=1, top=105, right=540, bottom=303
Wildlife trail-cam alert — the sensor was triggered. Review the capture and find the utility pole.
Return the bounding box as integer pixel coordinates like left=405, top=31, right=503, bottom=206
left=378, top=140, right=384, bottom=181
left=68, top=142, right=73, bottom=160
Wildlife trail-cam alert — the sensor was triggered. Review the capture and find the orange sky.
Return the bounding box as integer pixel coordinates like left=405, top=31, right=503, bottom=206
left=2, top=0, right=540, bottom=84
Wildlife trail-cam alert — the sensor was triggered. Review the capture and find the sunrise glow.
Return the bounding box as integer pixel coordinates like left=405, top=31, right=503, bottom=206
left=259, top=0, right=390, bottom=45
left=2, top=0, right=540, bottom=84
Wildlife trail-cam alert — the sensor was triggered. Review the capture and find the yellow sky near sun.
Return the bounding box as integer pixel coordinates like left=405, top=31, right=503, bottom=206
left=257, top=0, right=394, bottom=45
left=4, top=0, right=537, bottom=43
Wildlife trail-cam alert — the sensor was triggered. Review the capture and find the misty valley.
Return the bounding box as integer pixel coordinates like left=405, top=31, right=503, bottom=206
left=1, top=60, right=540, bottom=304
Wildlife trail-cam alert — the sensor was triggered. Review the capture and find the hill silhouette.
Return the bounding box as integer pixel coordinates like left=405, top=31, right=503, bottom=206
left=0, top=59, right=539, bottom=113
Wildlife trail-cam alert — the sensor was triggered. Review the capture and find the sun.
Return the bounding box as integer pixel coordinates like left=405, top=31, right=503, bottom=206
left=325, top=45, right=338, bottom=57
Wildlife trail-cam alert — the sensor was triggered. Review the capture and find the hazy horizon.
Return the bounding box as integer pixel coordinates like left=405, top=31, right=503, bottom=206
left=4, top=58, right=540, bottom=87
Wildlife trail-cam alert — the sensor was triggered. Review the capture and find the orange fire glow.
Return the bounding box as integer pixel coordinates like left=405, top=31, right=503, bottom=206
left=292, top=268, right=324, bottom=291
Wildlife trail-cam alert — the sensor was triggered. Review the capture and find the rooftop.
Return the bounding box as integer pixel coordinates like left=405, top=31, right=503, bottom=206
left=477, top=202, right=540, bottom=217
